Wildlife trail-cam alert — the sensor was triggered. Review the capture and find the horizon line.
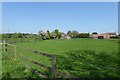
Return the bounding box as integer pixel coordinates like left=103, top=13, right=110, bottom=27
left=1, top=31, right=118, bottom=34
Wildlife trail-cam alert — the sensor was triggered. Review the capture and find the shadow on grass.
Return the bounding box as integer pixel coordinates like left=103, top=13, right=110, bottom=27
left=56, top=50, right=119, bottom=78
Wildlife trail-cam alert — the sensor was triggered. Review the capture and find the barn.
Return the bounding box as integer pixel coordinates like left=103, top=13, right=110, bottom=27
left=90, top=32, right=117, bottom=39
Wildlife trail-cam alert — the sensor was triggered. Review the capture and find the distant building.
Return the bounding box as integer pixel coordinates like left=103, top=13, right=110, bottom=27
left=61, top=33, right=71, bottom=39
left=90, top=32, right=117, bottom=39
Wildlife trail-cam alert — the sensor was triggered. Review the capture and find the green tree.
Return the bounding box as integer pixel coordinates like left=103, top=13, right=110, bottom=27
left=67, top=31, right=73, bottom=38
left=47, top=30, right=51, bottom=39
left=50, top=31, right=56, bottom=39
left=92, top=32, right=98, bottom=35
left=12, top=33, right=18, bottom=38
left=18, top=33, right=23, bottom=38
left=67, top=31, right=71, bottom=35
left=54, top=29, right=61, bottom=39
left=58, top=32, right=61, bottom=39
left=55, top=29, right=59, bottom=39
left=44, top=33, right=50, bottom=39
left=72, top=30, right=79, bottom=38
left=79, top=33, right=89, bottom=38
left=2, top=34, right=9, bottom=39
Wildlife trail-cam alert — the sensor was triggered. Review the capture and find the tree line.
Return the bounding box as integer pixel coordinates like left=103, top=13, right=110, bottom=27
left=2, top=29, right=90, bottom=40
left=37, top=29, right=90, bottom=40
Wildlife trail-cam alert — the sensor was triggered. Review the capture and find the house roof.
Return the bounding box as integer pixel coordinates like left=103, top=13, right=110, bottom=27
left=91, top=32, right=116, bottom=36
left=107, top=32, right=116, bottom=35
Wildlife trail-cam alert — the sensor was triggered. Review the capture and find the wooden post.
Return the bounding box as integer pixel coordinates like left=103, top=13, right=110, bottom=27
left=51, top=55, right=56, bottom=79
left=3, top=40, right=6, bottom=52
left=14, top=45, right=16, bottom=60
left=3, top=40, right=7, bottom=58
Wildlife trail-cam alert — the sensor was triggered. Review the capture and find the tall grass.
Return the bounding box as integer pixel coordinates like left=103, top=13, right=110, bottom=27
left=56, top=50, right=119, bottom=78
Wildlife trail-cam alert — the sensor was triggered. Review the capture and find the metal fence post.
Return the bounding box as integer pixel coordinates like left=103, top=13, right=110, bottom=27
left=51, top=55, right=56, bottom=79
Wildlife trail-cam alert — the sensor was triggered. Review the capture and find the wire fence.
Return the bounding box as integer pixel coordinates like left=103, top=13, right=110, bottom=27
left=3, top=41, right=56, bottom=78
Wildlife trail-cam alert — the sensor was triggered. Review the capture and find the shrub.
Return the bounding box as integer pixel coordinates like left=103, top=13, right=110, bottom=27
left=110, top=36, right=119, bottom=39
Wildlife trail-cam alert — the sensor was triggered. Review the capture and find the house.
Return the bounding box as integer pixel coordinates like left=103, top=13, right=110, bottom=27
left=90, top=32, right=117, bottom=39
left=61, top=33, right=71, bottom=39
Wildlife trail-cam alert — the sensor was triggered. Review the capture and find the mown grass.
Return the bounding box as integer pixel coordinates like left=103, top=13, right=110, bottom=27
left=2, top=38, right=119, bottom=78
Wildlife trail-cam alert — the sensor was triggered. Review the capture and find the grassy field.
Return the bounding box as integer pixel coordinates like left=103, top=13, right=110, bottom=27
left=0, top=44, right=2, bottom=79
left=16, top=38, right=118, bottom=54
left=2, top=38, right=119, bottom=78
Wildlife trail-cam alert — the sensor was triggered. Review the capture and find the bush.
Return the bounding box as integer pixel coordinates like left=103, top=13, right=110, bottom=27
left=79, top=33, right=89, bottom=38
left=110, top=36, right=119, bottom=39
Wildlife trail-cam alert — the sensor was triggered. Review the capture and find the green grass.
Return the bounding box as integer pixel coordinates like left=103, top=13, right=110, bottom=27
left=56, top=50, right=119, bottom=78
left=2, top=38, right=119, bottom=78
left=2, top=54, right=40, bottom=78
left=16, top=38, right=118, bottom=54
left=0, top=44, right=2, bottom=79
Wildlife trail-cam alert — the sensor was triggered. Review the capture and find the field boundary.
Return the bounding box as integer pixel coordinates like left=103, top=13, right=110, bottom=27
left=3, top=41, right=56, bottom=78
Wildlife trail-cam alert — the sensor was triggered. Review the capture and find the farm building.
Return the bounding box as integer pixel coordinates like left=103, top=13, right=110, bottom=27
left=61, top=33, right=71, bottom=39
left=90, top=32, right=117, bottom=39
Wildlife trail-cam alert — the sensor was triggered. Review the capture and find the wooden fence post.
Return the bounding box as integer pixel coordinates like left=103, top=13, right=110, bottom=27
left=14, top=45, right=16, bottom=60
left=3, top=40, right=6, bottom=52
left=51, top=55, right=56, bottom=79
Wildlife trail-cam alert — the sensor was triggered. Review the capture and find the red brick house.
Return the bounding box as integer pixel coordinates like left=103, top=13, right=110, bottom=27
left=90, top=32, right=117, bottom=39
